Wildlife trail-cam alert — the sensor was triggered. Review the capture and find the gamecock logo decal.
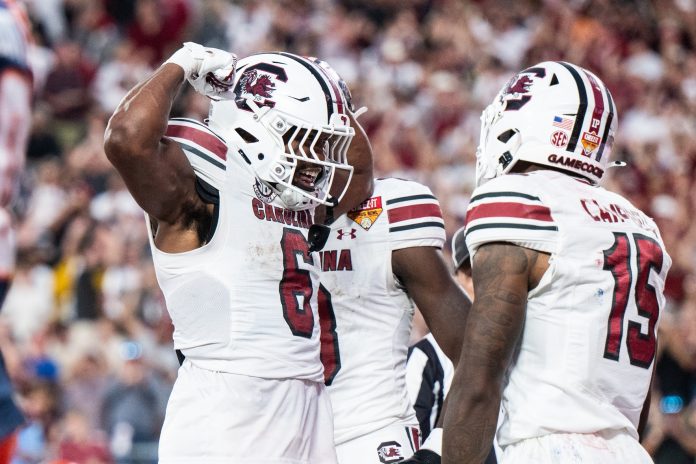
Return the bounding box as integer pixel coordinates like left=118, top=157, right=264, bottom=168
left=234, top=63, right=288, bottom=112
left=243, top=70, right=275, bottom=98
left=501, top=67, right=546, bottom=111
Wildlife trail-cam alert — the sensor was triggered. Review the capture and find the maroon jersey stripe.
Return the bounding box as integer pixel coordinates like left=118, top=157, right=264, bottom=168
left=467, top=202, right=553, bottom=223
left=166, top=124, right=227, bottom=161
left=388, top=203, right=442, bottom=224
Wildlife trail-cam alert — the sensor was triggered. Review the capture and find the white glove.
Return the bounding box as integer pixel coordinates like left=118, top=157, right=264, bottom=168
left=165, top=42, right=237, bottom=100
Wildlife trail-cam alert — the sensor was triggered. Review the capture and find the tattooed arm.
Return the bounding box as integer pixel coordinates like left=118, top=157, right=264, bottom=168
left=442, top=242, right=549, bottom=464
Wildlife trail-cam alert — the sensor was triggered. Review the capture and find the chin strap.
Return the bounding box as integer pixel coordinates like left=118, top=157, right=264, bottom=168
left=308, top=198, right=337, bottom=253
left=308, top=224, right=331, bottom=253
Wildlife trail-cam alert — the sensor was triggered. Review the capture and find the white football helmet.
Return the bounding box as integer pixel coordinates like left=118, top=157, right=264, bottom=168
left=476, top=61, right=618, bottom=186
left=207, top=52, right=355, bottom=210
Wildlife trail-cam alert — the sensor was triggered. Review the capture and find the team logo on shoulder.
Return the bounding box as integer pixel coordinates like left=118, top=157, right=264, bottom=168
left=253, top=178, right=277, bottom=203
left=377, top=441, right=403, bottom=463
left=347, top=196, right=383, bottom=231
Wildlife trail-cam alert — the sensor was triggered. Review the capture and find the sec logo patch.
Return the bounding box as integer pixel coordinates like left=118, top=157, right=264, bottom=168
left=550, top=130, right=568, bottom=147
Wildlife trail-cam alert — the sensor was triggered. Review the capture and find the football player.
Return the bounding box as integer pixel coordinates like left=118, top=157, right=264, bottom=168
left=0, top=0, right=32, bottom=461
left=103, top=43, right=373, bottom=463
left=443, top=61, right=671, bottom=463
left=319, top=175, right=472, bottom=464
left=306, top=61, right=471, bottom=464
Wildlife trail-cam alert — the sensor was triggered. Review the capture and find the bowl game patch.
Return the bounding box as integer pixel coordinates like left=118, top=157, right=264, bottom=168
left=347, top=196, right=383, bottom=230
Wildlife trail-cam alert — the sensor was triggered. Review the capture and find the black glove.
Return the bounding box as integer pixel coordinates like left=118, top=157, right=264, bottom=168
left=401, top=449, right=441, bottom=464
left=308, top=223, right=331, bottom=252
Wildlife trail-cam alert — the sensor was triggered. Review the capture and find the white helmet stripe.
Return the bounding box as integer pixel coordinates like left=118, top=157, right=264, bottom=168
left=581, top=69, right=614, bottom=163
left=278, top=52, right=337, bottom=123
left=313, top=63, right=346, bottom=116
left=558, top=62, right=589, bottom=153
left=597, top=88, right=615, bottom=162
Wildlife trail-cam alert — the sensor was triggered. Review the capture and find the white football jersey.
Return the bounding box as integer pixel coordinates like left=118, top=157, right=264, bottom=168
left=0, top=0, right=32, bottom=209
left=319, top=177, right=446, bottom=444
left=0, top=1, right=30, bottom=70
left=465, top=170, right=671, bottom=446
left=146, top=118, right=323, bottom=381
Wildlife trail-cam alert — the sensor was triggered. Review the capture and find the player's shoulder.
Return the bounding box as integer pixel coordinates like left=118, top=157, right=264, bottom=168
left=467, top=173, right=552, bottom=224
left=166, top=117, right=228, bottom=167
left=376, top=177, right=442, bottom=221
left=466, top=173, right=558, bottom=255
left=374, top=177, right=445, bottom=248
left=375, top=177, right=438, bottom=200
left=166, top=118, right=229, bottom=190
left=470, top=172, right=545, bottom=200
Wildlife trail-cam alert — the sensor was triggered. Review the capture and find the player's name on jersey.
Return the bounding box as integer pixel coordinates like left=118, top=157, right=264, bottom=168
left=580, top=197, right=654, bottom=231
left=251, top=198, right=313, bottom=229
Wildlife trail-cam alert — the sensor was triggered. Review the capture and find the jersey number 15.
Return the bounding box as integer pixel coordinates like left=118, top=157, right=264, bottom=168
left=602, top=232, right=664, bottom=369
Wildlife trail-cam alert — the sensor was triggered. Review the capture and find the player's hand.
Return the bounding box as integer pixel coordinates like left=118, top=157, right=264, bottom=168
left=401, top=449, right=441, bottom=464
left=165, top=42, right=237, bottom=100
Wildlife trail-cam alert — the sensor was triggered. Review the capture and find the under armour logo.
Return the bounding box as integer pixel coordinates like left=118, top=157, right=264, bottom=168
left=336, top=228, right=356, bottom=240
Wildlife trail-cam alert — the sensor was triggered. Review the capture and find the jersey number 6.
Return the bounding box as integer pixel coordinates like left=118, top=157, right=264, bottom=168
left=279, top=228, right=341, bottom=384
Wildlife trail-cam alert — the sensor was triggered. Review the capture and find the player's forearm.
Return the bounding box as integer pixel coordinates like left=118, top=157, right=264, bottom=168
left=104, top=64, right=184, bottom=165
left=424, top=283, right=470, bottom=366
left=442, top=378, right=500, bottom=464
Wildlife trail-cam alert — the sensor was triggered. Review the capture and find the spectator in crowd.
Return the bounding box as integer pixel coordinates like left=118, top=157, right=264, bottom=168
left=0, top=1, right=34, bottom=461
left=100, top=343, right=161, bottom=464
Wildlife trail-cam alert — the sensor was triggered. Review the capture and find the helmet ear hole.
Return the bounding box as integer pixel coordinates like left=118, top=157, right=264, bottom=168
left=497, top=129, right=517, bottom=143
left=499, top=152, right=514, bottom=169
left=235, top=128, right=259, bottom=143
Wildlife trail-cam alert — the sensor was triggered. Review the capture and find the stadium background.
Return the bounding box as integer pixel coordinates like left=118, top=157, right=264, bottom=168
left=2, top=0, right=696, bottom=462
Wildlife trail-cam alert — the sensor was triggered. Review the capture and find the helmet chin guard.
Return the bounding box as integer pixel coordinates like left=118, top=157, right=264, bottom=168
left=476, top=61, right=618, bottom=187
left=207, top=52, right=355, bottom=210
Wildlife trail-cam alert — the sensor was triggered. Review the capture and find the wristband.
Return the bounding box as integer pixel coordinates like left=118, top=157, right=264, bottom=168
left=164, top=47, right=195, bottom=77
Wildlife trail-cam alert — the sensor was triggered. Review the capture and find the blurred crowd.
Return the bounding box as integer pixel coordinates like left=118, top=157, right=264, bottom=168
left=1, top=0, right=696, bottom=462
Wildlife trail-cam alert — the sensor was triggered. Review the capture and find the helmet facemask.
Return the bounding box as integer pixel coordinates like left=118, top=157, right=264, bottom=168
left=207, top=53, right=356, bottom=211
left=245, top=97, right=354, bottom=210
left=475, top=96, right=524, bottom=187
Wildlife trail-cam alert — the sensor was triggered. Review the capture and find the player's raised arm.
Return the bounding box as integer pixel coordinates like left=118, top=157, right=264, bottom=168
left=103, top=43, right=236, bottom=224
